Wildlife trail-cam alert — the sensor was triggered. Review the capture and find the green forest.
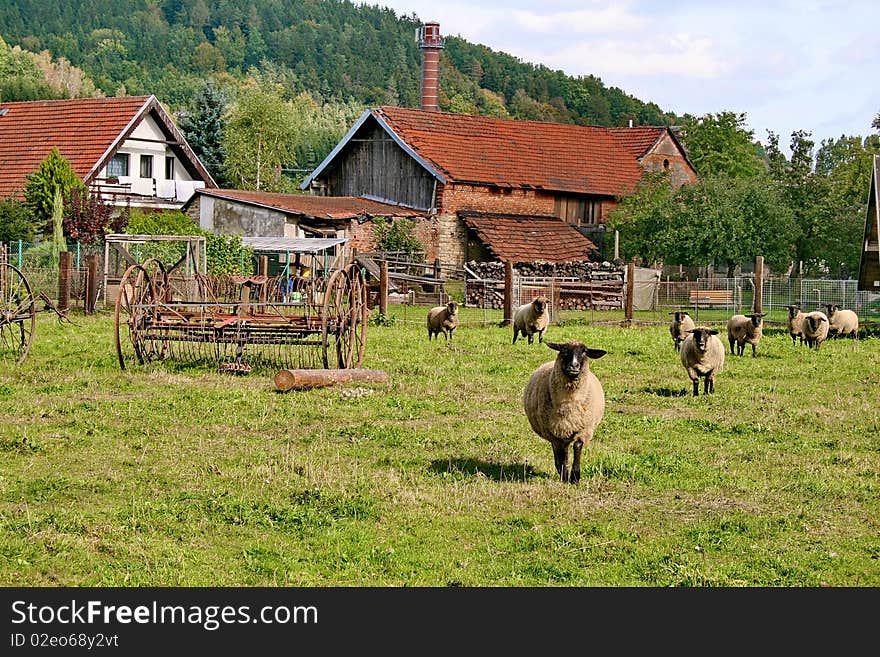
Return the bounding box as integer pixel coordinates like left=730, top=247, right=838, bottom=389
left=1, top=0, right=879, bottom=277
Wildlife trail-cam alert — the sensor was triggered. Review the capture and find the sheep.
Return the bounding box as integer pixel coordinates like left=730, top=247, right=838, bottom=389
left=426, top=301, right=459, bottom=341
left=784, top=304, right=805, bottom=346
left=512, top=296, right=550, bottom=345
left=824, top=304, right=859, bottom=339
left=680, top=327, right=725, bottom=396
left=726, top=312, right=765, bottom=357
left=801, top=311, right=829, bottom=350
left=669, top=310, right=695, bottom=351
left=522, top=339, right=606, bottom=484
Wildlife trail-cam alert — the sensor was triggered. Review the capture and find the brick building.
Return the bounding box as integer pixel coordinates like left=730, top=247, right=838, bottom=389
left=301, top=105, right=698, bottom=265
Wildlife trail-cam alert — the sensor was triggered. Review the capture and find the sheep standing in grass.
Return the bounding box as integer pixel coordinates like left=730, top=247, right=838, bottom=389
left=680, top=327, right=725, bottom=396
left=726, top=312, right=765, bottom=357
left=784, top=304, right=805, bottom=346
left=824, top=304, right=859, bottom=339
left=513, top=296, right=550, bottom=344
left=669, top=311, right=695, bottom=351
left=426, top=301, right=459, bottom=341
left=523, top=340, right=606, bottom=484
left=801, top=311, right=829, bottom=350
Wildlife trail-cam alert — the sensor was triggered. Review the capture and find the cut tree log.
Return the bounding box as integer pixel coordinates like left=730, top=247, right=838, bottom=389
left=274, top=368, right=389, bottom=392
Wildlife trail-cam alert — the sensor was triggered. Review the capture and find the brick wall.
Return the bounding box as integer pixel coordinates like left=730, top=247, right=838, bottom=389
left=439, top=184, right=555, bottom=216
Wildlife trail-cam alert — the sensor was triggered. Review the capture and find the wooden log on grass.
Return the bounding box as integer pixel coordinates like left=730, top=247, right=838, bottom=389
left=274, top=368, right=389, bottom=392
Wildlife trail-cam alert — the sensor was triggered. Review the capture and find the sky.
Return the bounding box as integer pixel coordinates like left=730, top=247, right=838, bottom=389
left=373, top=0, right=880, bottom=155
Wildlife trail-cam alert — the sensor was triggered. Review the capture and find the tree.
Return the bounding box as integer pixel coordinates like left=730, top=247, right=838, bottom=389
left=178, top=81, right=229, bottom=186
left=222, top=86, right=300, bottom=192
left=608, top=172, right=797, bottom=275
left=0, top=197, right=34, bottom=243
left=372, top=217, right=424, bottom=255
left=50, top=186, right=66, bottom=264
left=23, top=147, right=85, bottom=235
left=680, top=111, right=765, bottom=178
left=64, top=187, right=129, bottom=245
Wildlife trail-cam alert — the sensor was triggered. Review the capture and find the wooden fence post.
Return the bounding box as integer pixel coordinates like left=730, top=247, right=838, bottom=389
left=258, top=255, right=269, bottom=304
left=85, top=254, right=99, bottom=314
left=754, top=255, right=764, bottom=314
left=624, top=261, right=635, bottom=324
left=502, top=260, right=514, bottom=326
left=379, top=260, right=388, bottom=316
left=58, top=251, right=72, bottom=313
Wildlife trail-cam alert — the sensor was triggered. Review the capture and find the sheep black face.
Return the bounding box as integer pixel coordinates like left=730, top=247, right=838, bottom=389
left=671, top=311, right=689, bottom=323
left=785, top=305, right=801, bottom=319
left=748, top=313, right=765, bottom=327
left=532, top=297, right=548, bottom=315
left=547, top=340, right=606, bottom=380
left=688, top=327, right=717, bottom=351
left=446, top=301, right=459, bottom=317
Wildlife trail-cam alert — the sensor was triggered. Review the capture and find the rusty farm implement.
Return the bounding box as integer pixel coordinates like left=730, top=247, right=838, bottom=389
left=114, top=258, right=368, bottom=373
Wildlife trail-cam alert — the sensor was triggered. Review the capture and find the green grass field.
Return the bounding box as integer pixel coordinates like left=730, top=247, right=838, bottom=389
left=1, top=305, right=878, bottom=586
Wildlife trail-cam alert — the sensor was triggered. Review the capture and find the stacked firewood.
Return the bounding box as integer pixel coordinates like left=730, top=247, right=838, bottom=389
left=464, top=260, right=624, bottom=310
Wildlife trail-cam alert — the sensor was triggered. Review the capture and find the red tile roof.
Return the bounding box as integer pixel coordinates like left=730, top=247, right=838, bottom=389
left=375, top=106, right=673, bottom=196
left=0, top=96, right=152, bottom=199
left=460, top=212, right=597, bottom=263
left=607, top=126, right=665, bottom=159
left=198, top=189, right=423, bottom=219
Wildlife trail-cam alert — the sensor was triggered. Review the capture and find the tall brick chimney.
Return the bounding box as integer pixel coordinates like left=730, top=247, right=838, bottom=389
left=416, top=22, right=444, bottom=112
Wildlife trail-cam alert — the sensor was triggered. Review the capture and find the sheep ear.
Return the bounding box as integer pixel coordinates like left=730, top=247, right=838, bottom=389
left=546, top=342, right=562, bottom=351
left=586, top=348, right=606, bottom=359
left=708, top=329, right=719, bottom=335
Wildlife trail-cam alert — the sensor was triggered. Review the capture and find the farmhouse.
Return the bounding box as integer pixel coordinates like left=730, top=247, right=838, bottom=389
left=0, top=95, right=215, bottom=211
left=300, top=105, right=697, bottom=266
left=858, top=154, right=880, bottom=291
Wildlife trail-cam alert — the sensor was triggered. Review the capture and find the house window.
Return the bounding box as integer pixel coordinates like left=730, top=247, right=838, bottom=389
left=139, top=154, right=153, bottom=178
left=165, top=156, right=175, bottom=180
left=107, top=153, right=129, bottom=177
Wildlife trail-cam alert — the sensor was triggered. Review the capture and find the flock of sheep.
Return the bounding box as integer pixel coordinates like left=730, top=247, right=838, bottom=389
left=424, top=296, right=861, bottom=484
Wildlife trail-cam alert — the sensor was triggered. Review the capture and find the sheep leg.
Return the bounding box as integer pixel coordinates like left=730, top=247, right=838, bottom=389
left=527, top=333, right=534, bottom=345
left=552, top=444, right=570, bottom=482
left=705, top=375, right=714, bottom=395
left=570, top=437, right=584, bottom=485
left=751, top=343, right=756, bottom=357
left=512, top=329, right=518, bottom=344
left=728, top=338, right=735, bottom=355
left=692, top=378, right=699, bottom=397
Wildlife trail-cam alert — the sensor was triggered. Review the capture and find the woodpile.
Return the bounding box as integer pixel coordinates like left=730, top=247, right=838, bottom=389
left=465, top=260, right=624, bottom=311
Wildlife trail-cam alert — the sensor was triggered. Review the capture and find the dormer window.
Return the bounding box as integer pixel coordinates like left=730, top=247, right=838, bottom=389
left=107, top=153, right=129, bottom=177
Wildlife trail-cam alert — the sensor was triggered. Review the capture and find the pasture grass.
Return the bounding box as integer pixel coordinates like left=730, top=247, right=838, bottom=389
left=1, top=306, right=878, bottom=586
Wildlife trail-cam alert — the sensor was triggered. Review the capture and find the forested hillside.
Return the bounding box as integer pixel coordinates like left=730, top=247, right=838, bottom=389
left=0, top=0, right=678, bottom=127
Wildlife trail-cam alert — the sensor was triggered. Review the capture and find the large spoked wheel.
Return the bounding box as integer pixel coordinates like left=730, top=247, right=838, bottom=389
left=348, top=266, right=368, bottom=368
left=115, top=264, right=157, bottom=370
left=321, top=263, right=368, bottom=369
left=0, top=262, right=36, bottom=365
left=140, top=258, right=170, bottom=302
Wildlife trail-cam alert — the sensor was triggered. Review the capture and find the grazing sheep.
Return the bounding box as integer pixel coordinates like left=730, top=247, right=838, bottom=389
left=513, top=296, right=550, bottom=344
left=669, top=311, right=696, bottom=351
left=726, top=312, right=765, bottom=357
left=522, top=340, right=606, bottom=484
left=824, top=304, right=859, bottom=339
left=680, top=327, right=725, bottom=396
left=426, top=301, right=459, bottom=341
left=801, top=311, right=829, bottom=350
left=784, top=304, right=805, bottom=346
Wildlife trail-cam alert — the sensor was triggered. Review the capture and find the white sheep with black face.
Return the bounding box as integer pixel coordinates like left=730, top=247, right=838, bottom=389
left=523, top=339, right=606, bottom=484
left=802, top=311, right=830, bottom=350
left=680, top=327, right=725, bottom=396
left=824, top=304, right=859, bottom=339
left=426, top=301, right=459, bottom=341
left=513, top=296, right=550, bottom=345
left=784, top=304, right=805, bottom=346
left=726, top=312, right=765, bottom=357
left=669, top=310, right=695, bottom=352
